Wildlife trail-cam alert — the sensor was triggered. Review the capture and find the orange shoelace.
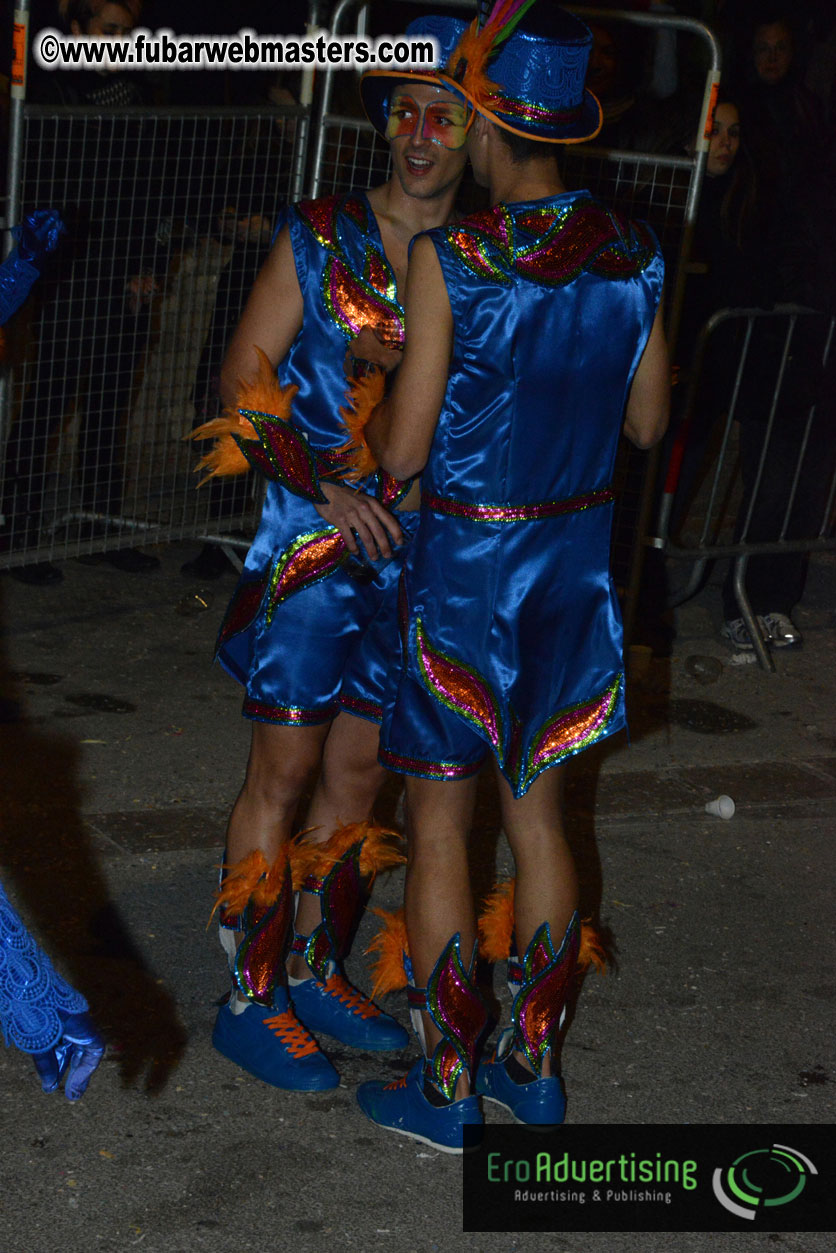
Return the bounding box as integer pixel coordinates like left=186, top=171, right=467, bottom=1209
left=384, top=1074, right=409, bottom=1091
left=323, top=973, right=380, bottom=1019
left=262, top=1010, right=321, bottom=1059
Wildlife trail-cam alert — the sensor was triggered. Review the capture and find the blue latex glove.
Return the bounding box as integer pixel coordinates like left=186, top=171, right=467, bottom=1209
left=31, top=1009, right=105, bottom=1101
left=12, top=208, right=65, bottom=266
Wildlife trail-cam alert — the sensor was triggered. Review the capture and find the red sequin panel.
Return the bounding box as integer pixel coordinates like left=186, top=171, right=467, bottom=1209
left=416, top=618, right=504, bottom=753
left=514, top=917, right=579, bottom=1073
left=235, top=867, right=293, bottom=1006
left=265, top=528, right=347, bottom=621
left=295, top=195, right=342, bottom=251
left=320, top=843, right=363, bottom=962
left=241, top=411, right=324, bottom=502
left=215, top=576, right=267, bottom=655
left=324, top=255, right=405, bottom=343
left=426, top=937, right=487, bottom=1099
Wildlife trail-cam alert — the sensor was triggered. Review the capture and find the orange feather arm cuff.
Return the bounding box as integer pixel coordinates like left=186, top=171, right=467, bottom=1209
left=336, top=366, right=386, bottom=482
left=189, top=346, right=331, bottom=504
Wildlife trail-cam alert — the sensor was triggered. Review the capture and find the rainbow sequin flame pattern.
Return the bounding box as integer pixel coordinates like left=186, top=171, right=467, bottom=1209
left=445, top=198, right=657, bottom=289
left=295, top=842, right=364, bottom=981
left=222, top=861, right=294, bottom=1008
left=511, top=912, right=579, bottom=1074
left=424, top=934, right=488, bottom=1101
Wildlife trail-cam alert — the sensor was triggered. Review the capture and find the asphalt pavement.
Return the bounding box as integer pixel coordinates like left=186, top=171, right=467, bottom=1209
left=0, top=542, right=833, bottom=1253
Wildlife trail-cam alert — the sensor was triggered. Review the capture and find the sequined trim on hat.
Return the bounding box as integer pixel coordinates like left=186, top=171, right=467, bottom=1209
left=490, top=93, right=584, bottom=127
left=242, top=697, right=338, bottom=726
left=421, top=485, right=614, bottom=522
left=379, top=746, right=484, bottom=781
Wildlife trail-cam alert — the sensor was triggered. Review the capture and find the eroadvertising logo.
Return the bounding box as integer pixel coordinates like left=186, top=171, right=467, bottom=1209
left=712, top=1143, right=817, bottom=1220
left=462, top=1125, right=834, bottom=1233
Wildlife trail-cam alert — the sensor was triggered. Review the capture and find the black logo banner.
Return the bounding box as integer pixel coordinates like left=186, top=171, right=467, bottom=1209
left=462, top=1124, right=835, bottom=1232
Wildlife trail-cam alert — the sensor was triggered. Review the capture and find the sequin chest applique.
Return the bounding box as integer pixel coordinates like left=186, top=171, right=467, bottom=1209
left=295, top=194, right=405, bottom=346
left=444, top=197, right=657, bottom=288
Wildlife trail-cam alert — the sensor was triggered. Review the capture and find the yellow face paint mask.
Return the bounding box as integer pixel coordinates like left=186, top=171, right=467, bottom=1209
left=385, top=92, right=468, bottom=150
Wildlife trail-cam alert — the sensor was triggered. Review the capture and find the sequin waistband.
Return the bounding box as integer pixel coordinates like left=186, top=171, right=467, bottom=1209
left=421, top=485, right=614, bottom=523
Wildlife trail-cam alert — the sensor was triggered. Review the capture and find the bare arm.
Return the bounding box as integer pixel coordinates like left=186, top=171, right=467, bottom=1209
left=366, top=235, right=452, bottom=481
left=219, top=225, right=304, bottom=407
left=623, top=302, right=670, bottom=449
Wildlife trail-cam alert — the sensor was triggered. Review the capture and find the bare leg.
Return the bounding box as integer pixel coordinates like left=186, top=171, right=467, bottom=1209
left=494, top=764, right=577, bottom=1076
left=225, top=720, right=331, bottom=866
left=403, top=774, right=479, bottom=1095
left=288, top=711, right=388, bottom=979
left=224, top=720, right=329, bottom=998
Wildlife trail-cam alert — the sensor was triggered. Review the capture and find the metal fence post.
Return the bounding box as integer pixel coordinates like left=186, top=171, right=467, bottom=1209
left=0, top=0, right=30, bottom=519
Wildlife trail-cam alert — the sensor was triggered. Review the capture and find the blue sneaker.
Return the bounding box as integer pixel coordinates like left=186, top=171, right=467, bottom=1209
left=212, top=987, right=339, bottom=1091
left=356, top=1059, right=482, bottom=1154
left=476, top=1049, right=566, bottom=1125
left=289, top=971, right=408, bottom=1051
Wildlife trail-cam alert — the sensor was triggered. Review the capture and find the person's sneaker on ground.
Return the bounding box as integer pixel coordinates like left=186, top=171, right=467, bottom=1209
left=180, top=543, right=234, bottom=579
left=763, top=612, right=802, bottom=648
left=7, top=562, right=63, bottom=586
left=721, top=615, right=769, bottom=650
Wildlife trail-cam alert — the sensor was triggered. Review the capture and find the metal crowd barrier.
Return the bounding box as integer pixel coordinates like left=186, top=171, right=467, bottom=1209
left=312, top=1, right=721, bottom=639
left=2, top=0, right=720, bottom=596
left=0, top=104, right=308, bottom=572
left=650, top=305, right=836, bottom=671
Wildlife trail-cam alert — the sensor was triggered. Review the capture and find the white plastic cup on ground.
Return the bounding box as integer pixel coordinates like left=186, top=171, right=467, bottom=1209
left=705, top=795, right=735, bottom=820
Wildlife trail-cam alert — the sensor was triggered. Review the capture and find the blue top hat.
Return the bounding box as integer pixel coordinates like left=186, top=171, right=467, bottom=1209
left=360, top=7, right=601, bottom=146
left=461, top=6, right=602, bottom=143
left=360, top=16, right=469, bottom=139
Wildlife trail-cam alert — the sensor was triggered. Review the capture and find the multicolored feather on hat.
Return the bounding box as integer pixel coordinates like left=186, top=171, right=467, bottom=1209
left=447, top=0, right=540, bottom=110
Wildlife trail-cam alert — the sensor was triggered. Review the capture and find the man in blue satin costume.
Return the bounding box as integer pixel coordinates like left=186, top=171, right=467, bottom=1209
left=0, top=219, right=103, bottom=1100
left=201, top=21, right=473, bottom=1092
left=0, top=882, right=103, bottom=1100
left=351, top=5, right=670, bottom=1150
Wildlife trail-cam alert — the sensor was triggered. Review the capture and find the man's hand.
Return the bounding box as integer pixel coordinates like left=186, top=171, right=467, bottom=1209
left=315, top=482, right=403, bottom=559
left=346, top=326, right=404, bottom=376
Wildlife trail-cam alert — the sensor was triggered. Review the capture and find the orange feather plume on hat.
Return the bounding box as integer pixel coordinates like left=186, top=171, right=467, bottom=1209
left=288, top=820, right=405, bottom=891
left=366, top=907, right=410, bottom=999
left=189, top=345, right=298, bottom=485
left=337, top=367, right=386, bottom=481
left=445, top=0, right=539, bottom=112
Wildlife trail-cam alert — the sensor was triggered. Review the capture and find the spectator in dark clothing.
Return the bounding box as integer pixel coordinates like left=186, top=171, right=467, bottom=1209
left=3, top=0, right=163, bottom=584
left=718, top=158, right=836, bottom=651
left=180, top=201, right=275, bottom=579
left=665, top=96, right=762, bottom=535
left=734, top=6, right=830, bottom=238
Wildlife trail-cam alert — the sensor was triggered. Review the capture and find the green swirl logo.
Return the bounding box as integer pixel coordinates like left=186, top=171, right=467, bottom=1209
left=713, top=1144, right=818, bottom=1220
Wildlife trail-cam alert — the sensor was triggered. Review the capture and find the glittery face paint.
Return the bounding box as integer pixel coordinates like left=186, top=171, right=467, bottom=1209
left=385, top=92, right=468, bottom=150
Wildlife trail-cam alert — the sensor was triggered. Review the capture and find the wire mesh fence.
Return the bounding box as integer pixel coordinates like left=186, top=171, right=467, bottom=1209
left=2, top=1, right=720, bottom=599
left=651, top=305, right=836, bottom=670
left=0, top=105, right=306, bottom=570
